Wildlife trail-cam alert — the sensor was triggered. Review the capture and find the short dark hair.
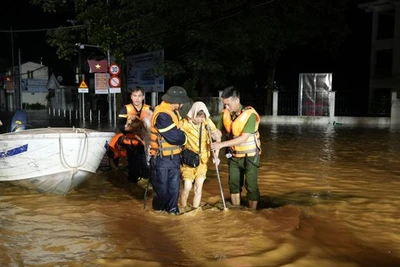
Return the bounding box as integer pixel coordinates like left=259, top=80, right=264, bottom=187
left=221, top=86, right=240, bottom=99
left=130, top=86, right=144, bottom=95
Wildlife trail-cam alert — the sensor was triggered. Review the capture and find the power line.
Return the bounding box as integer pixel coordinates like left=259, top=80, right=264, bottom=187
left=0, top=25, right=84, bottom=33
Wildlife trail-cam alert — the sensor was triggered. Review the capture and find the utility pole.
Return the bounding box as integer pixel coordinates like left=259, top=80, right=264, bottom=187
left=107, top=46, right=112, bottom=125
left=17, top=49, right=22, bottom=110
left=10, top=27, right=15, bottom=111
left=106, top=0, right=114, bottom=126
left=78, top=45, right=85, bottom=122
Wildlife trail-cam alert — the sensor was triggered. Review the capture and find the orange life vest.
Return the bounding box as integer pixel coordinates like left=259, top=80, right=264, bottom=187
left=222, top=106, right=261, bottom=157
left=119, top=103, right=151, bottom=146
left=149, top=101, right=182, bottom=157
left=107, top=133, right=127, bottom=159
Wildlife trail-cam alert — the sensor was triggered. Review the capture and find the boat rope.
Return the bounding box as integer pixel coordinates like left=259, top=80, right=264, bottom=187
left=59, top=128, right=90, bottom=171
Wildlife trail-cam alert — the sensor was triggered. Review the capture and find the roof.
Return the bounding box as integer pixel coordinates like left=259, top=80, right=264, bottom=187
left=358, top=0, right=396, bottom=12
left=46, top=73, right=76, bottom=90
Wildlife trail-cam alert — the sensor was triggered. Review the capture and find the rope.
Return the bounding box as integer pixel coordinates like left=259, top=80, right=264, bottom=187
left=58, top=128, right=90, bottom=171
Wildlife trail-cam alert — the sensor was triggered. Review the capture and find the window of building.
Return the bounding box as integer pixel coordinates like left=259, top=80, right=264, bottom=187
left=377, top=10, right=394, bottom=40
left=374, top=49, right=392, bottom=78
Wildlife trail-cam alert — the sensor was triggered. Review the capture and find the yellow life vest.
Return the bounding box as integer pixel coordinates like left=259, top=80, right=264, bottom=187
left=222, top=107, right=261, bottom=157
left=119, top=104, right=151, bottom=145
left=149, top=101, right=182, bottom=157
left=180, top=117, right=215, bottom=163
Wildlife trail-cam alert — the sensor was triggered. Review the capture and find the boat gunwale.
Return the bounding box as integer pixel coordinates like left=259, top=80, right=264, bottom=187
left=0, top=127, right=115, bottom=140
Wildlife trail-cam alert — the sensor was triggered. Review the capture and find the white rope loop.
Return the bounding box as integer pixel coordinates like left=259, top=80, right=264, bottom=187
left=59, top=128, right=90, bottom=169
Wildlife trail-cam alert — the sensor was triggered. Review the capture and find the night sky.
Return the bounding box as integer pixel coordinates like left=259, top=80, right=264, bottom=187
left=0, top=1, right=68, bottom=70
left=276, top=0, right=373, bottom=93
left=1, top=0, right=374, bottom=92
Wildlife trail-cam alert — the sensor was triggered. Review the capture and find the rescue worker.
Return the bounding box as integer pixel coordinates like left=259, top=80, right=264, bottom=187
left=117, top=86, right=152, bottom=184
left=211, top=86, right=262, bottom=210
left=149, top=86, right=190, bottom=215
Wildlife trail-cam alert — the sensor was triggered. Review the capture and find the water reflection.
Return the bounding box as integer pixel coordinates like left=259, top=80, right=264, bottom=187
left=1, top=113, right=400, bottom=266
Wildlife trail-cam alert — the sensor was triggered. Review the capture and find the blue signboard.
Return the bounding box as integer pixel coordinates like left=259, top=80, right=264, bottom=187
left=126, top=50, right=164, bottom=93
left=21, top=79, right=47, bottom=93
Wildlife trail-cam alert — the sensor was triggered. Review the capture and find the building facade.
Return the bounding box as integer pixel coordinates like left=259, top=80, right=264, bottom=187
left=2, top=61, right=49, bottom=111
left=359, top=0, right=400, bottom=112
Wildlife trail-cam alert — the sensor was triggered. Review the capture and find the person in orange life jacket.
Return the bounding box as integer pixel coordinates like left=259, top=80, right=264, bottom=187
left=211, top=86, right=262, bottom=210
left=117, top=86, right=153, bottom=183
left=149, top=86, right=190, bottom=215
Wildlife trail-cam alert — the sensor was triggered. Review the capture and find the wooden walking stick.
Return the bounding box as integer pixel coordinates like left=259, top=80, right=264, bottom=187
left=206, top=125, right=227, bottom=210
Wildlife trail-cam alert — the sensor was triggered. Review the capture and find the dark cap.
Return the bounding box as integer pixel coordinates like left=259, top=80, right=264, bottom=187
left=161, top=86, right=190, bottom=104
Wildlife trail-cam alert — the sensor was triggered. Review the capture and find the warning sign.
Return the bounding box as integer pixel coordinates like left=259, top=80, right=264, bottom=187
left=78, top=80, right=89, bottom=93
left=79, top=80, right=88, bottom=88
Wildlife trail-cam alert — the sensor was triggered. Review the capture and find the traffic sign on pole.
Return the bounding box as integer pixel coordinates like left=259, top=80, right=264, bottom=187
left=109, top=64, right=121, bottom=75
left=78, top=80, right=89, bottom=93
left=109, top=75, right=121, bottom=88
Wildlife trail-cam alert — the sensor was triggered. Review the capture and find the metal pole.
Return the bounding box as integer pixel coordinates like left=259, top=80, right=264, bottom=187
left=10, top=28, right=15, bottom=112
left=78, top=46, right=83, bottom=122
left=206, top=125, right=227, bottom=210
left=113, top=92, right=116, bottom=127
left=18, top=49, right=22, bottom=110
left=107, top=47, right=112, bottom=124
left=82, top=93, right=85, bottom=122
left=151, top=92, right=158, bottom=109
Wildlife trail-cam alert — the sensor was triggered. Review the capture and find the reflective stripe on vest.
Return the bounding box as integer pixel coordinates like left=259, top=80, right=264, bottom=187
left=232, top=132, right=261, bottom=157
left=222, top=107, right=261, bottom=157
left=149, top=101, right=181, bottom=157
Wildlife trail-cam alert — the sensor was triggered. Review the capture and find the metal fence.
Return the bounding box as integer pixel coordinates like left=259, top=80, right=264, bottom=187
left=195, top=90, right=391, bottom=117
left=14, top=90, right=390, bottom=126
left=276, top=90, right=391, bottom=117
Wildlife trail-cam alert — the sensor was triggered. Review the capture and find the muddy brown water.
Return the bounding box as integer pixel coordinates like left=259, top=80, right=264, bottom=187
left=1, top=111, right=400, bottom=266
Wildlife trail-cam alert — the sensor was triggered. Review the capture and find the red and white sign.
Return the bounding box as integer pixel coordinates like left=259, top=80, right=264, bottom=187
left=109, top=64, right=121, bottom=75
left=109, top=75, right=121, bottom=88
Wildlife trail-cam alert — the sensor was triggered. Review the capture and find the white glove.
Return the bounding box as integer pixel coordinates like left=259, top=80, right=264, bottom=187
left=212, top=157, right=220, bottom=166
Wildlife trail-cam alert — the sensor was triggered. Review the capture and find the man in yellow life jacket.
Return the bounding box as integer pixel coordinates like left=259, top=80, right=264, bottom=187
left=211, top=86, right=262, bottom=210
left=149, top=86, right=189, bottom=215
left=117, top=86, right=153, bottom=184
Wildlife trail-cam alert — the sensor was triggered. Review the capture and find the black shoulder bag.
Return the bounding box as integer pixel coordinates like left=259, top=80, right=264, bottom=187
left=181, top=123, right=202, bottom=168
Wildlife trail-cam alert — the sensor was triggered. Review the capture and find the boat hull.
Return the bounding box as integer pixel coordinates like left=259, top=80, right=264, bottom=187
left=0, top=127, right=115, bottom=195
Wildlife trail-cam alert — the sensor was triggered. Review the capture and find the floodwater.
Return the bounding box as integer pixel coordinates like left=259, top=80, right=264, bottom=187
left=1, top=111, right=400, bottom=266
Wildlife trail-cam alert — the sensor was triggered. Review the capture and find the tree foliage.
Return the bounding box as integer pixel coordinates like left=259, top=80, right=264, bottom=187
left=31, top=0, right=349, bottom=113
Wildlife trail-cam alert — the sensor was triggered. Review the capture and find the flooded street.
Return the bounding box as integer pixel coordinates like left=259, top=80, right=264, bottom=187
left=1, top=111, right=400, bottom=266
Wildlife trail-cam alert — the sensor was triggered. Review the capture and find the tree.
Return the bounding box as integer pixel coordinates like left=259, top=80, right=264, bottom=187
left=32, top=0, right=349, bottom=114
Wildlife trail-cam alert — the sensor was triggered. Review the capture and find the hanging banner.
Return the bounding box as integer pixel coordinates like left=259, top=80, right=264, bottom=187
left=299, top=73, right=332, bottom=116
left=126, top=50, right=164, bottom=93
left=87, top=59, right=108, bottom=73
left=95, top=73, right=109, bottom=94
